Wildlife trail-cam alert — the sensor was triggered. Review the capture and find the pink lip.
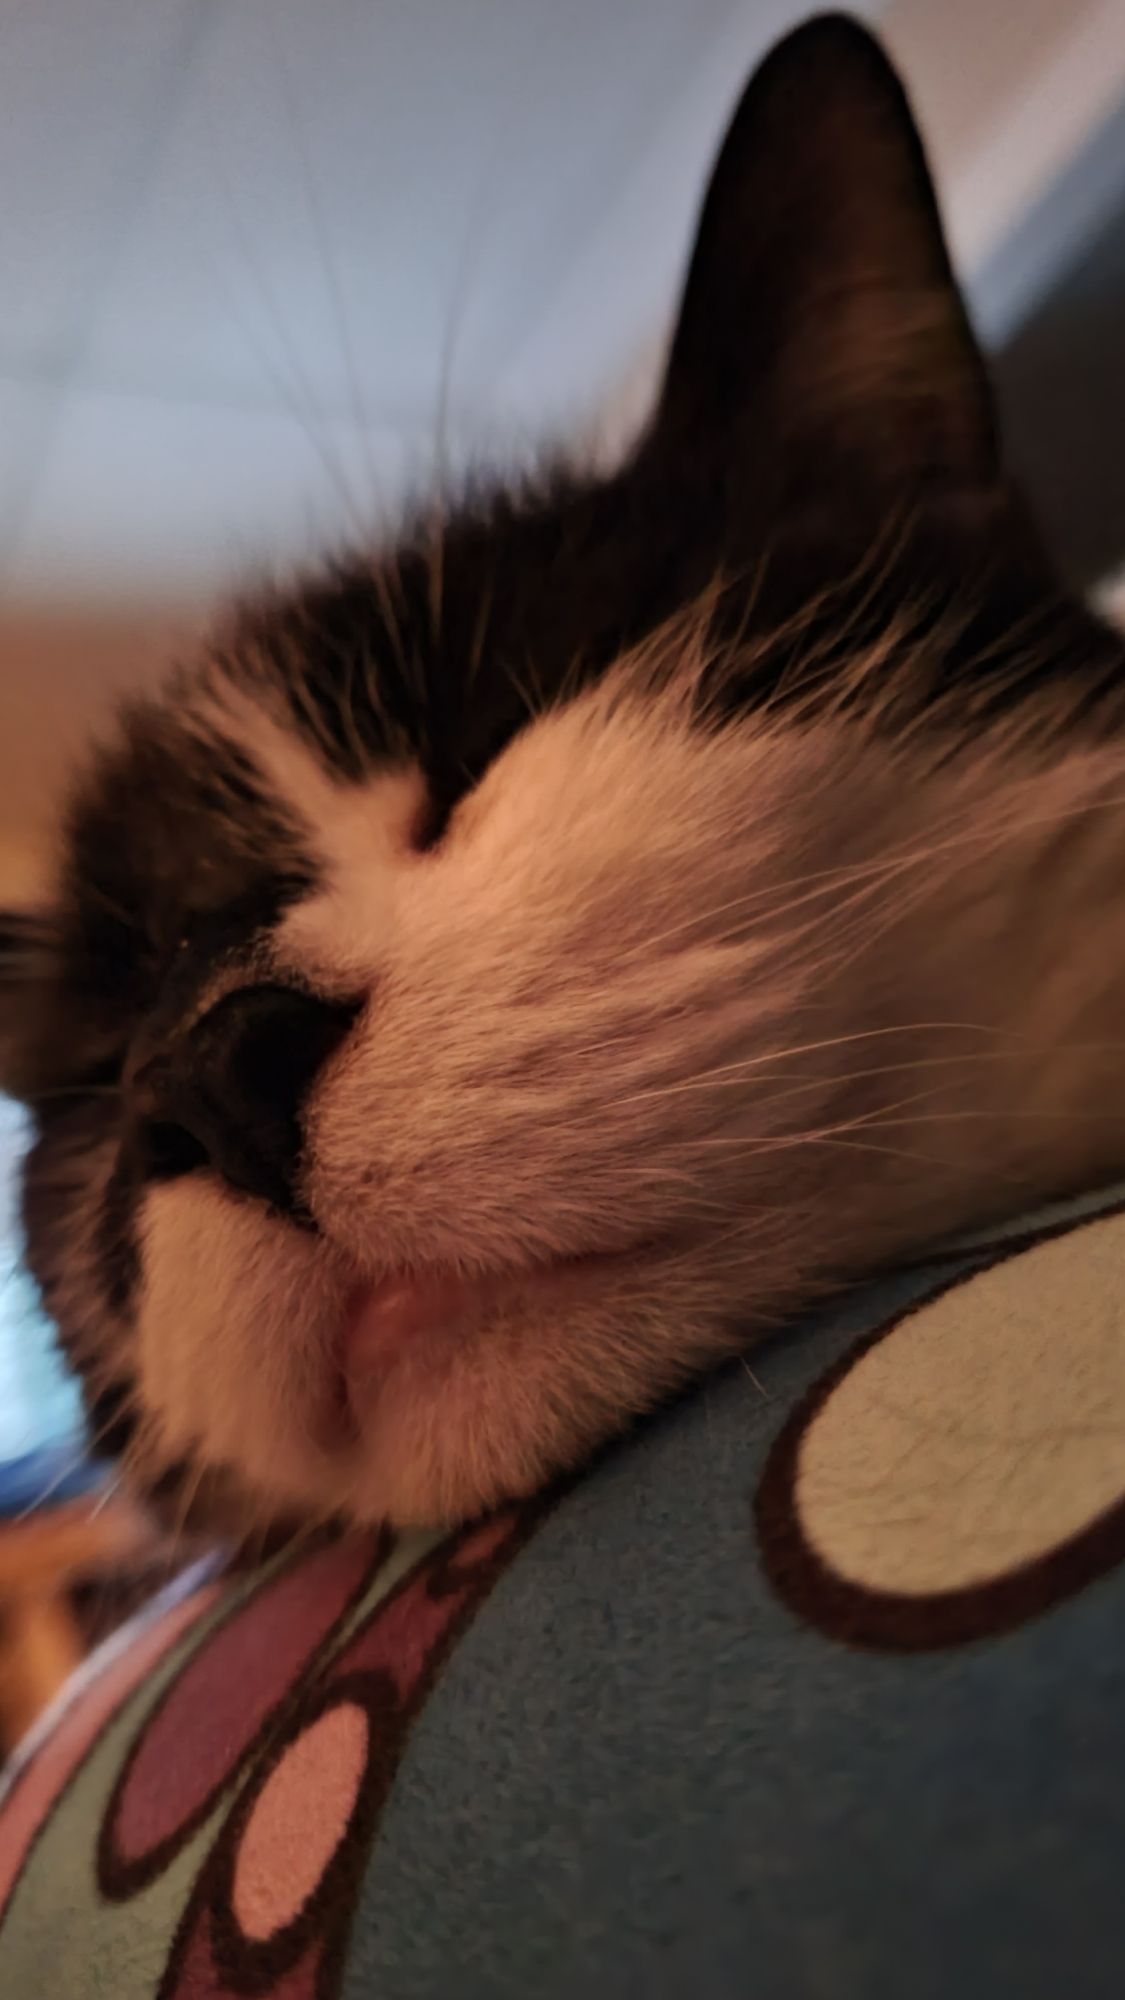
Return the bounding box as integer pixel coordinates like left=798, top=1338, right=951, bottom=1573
left=317, top=1270, right=482, bottom=1452
left=341, top=1269, right=483, bottom=1382
left=321, top=1242, right=656, bottom=1451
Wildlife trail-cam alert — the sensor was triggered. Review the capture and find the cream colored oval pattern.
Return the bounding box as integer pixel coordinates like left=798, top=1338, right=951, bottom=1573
left=798, top=1210, right=1125, bottom=1596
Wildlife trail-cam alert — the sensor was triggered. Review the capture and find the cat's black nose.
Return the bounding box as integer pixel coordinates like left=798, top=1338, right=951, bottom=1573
left=131, top=984, right=357, bottom=1214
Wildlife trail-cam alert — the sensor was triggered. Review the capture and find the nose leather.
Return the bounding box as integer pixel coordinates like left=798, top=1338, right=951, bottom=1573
left=130, top=983, right=356, bottom=1212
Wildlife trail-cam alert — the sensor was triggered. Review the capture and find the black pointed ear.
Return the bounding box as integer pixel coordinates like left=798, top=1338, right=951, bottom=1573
left=0, top=909, right=55, bottom=1100
left=651, top=12, right=997, bottom=494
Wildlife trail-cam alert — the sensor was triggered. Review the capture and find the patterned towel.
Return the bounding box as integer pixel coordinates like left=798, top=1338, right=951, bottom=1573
left=2, top=1184, right=1124, bottom=1998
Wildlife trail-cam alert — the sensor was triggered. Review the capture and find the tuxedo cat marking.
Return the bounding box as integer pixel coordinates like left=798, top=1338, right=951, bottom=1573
left=3, top=15, right=1125, bottom=1533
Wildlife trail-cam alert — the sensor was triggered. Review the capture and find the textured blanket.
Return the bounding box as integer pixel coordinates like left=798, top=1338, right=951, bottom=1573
left=2, top=1184, right=1124, bottom=1998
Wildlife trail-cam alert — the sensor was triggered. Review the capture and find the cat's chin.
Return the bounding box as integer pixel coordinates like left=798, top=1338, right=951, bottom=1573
left=302, top=1276, right=688, bottom=1531
left=324, top=1245, right=661, bottom=1447
left=136, top=1174, right=720, bottom=1531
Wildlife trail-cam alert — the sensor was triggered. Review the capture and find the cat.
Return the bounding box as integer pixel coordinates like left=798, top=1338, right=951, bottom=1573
left=2, top=13, right=1125, bottom=1537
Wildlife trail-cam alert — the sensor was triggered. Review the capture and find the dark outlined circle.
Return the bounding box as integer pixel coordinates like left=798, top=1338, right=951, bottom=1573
left=756, top=1200, right=1125, bottom=1651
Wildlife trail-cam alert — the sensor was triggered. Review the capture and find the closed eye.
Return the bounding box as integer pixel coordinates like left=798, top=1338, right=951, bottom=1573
left=31, top=1055, right=125, bottom=1107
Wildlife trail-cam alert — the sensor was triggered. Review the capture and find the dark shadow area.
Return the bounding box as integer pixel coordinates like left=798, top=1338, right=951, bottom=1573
left=991, top=95, right=1125, bottom=593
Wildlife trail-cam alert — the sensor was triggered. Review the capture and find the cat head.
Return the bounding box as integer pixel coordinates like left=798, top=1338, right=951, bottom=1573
left=2, top=16, right=1121, bottom=1534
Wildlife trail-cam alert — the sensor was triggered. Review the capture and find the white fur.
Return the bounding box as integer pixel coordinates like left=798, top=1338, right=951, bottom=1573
left=128, top=647, right=1125, bottom=1527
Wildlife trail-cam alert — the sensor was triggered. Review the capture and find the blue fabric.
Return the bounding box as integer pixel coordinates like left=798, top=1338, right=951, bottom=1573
left=3, top=1195, right=1125, bottom=1998
left=0, top=1440, right=102, bottom=1517
left=345, top=1255, right=1125, bottom=1999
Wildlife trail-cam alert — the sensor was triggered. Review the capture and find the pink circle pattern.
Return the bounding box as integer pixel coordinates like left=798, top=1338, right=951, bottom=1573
left=93, top=1506, right=543, bottom=2000
left=101, top=1533, right=384, bottom=1896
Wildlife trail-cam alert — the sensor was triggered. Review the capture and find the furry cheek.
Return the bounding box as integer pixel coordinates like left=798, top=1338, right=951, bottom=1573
left=298, top=690, right=795, bottom=1277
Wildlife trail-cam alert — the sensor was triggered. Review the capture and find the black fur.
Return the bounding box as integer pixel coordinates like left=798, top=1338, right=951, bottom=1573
left=0, top=14, right=1122, bottom=1494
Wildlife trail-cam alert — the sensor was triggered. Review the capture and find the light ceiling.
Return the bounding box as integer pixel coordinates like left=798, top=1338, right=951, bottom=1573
left=0, top=0, right=1121, bottom=604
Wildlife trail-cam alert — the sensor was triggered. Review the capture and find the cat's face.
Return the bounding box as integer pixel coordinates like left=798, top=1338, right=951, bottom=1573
left=3, top=18, right=1123, bottom=1534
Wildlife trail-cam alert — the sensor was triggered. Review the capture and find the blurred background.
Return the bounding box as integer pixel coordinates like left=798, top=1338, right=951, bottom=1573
left=1, top=0, right=1124, bottom=890
left=0, top=0, right=1123, bottom=1748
